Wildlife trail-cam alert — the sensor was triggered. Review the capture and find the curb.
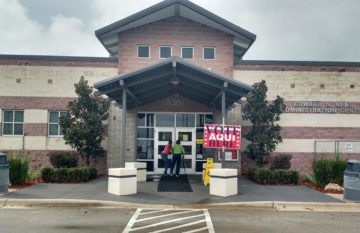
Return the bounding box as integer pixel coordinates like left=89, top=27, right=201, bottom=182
left=1, top=199, right=360, bottom=212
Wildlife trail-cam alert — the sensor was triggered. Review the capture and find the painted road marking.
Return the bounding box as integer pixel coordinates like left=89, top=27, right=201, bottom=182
left=123, top=209, right=215, bottom=233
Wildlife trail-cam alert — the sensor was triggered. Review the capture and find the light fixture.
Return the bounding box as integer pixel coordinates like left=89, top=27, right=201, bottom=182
left=170, top=75, right=180, bottom=85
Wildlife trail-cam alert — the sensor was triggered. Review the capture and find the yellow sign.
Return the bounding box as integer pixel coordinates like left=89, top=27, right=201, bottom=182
left=203, top=158, right=213, bottom=186
left=196, top=139, right=203, bottom=144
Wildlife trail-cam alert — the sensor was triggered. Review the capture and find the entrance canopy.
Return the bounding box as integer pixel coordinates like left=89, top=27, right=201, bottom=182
left=94, top=57, right=251, bottom=109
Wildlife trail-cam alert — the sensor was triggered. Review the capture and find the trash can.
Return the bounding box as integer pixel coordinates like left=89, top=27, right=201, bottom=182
left=344, top=160, right=360, bottom=202
left=0, top=153, right=9, bottom=193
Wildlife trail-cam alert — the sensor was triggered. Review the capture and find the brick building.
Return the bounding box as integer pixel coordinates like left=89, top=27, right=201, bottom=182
left=1, top=0, right=359, bottom=175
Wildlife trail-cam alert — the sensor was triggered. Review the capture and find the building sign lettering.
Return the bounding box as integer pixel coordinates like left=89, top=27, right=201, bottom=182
left=285, top=101, right=360, bottom=114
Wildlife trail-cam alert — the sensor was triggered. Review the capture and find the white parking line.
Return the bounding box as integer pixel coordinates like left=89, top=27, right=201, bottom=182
left=122, top=209, right=215, bottom=233
left=136, top=209, right=202, bottom=222
left=130, top=214, right=205, bottom=231
left=149, top=219, right=206, bottom=233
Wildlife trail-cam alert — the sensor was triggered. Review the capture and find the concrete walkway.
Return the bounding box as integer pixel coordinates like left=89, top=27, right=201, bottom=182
left=1, top=175, right=342, bottom=205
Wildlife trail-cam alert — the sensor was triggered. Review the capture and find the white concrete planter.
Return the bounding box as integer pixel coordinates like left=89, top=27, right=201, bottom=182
left=210, top=168, right=238, bottom=197
left=108, top=168, right=137, bottom=195
left=125, top=162, right=147, bottom=182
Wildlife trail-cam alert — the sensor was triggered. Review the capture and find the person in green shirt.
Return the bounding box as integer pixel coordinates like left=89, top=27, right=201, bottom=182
left=170, top=139, right=185, bottom=177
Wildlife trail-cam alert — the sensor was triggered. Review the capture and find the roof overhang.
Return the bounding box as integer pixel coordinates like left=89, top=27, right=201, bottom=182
left=95, top=0, right=256, bottom=61
left=94, top=57, right=252, bottom=110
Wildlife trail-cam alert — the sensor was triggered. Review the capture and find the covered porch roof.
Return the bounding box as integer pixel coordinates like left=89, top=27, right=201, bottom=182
left=94, top=57, right=252, bottom=110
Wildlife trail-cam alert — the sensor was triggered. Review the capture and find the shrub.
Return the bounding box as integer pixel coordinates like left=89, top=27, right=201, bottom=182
left=41, top=167, right=97, bottom=183
left=8, top=152, right=29, bottom=185
left=49, top=152, right=78, bottom=168
left=271, top=154, right=292, bottom=170
left=28, top=170, right=42, bottom=180
left=313, top=156, right=347, bottom=187
left=41, top=168, right=54, bottom=183
left=248, top=167, right=299, bottom=185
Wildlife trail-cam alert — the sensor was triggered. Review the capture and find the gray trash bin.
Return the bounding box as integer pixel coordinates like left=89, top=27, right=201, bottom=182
left=344, top=160, right=360, bottom=202
left=0, top=153, right=10, bottom=193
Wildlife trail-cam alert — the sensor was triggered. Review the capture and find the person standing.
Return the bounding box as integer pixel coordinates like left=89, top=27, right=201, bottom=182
left=170, top=140, right=185, bottom=177
left=161, top=140, right=172, bottom=176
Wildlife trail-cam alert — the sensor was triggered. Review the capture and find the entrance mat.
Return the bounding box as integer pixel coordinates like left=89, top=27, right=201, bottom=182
left=157, top=175, right=193, bottom=192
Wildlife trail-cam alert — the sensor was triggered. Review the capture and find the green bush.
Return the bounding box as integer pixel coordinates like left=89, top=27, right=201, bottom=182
left=41, top=167, right=97, bottom=183
left=248, top=167, right=299, bottom=185
left=41, top=168, right=54, bottom=183
left=313, top=156, right=347, bottom=187
left=28, top=170, right=42, bottom=180
left=8, top=153, right=29, bottom=185
left=49, top=152, right=78, bottom=168
left=270, top=154, right=292, bottom=170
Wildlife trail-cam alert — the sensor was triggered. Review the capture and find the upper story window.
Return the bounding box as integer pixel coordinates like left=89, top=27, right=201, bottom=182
left=203, top=47, right=216, bottom=60
left=2, top=110, right=24, bottom=136
left=49, top=111, right=66, bottom=136
left=160, top=46, right=172, bottom=59
left=181, top=47, right=194, bottom=59
left=137, top=45, right=150, bottom=58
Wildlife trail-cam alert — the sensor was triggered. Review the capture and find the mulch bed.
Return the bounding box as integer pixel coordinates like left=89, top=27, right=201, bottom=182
left=299, top=180, right=343, bottom=194
left=9, top=179, right=40, bottom=190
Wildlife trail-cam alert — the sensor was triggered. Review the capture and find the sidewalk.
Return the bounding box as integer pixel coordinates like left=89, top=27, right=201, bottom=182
left=0, top=175, right=342, bottom=206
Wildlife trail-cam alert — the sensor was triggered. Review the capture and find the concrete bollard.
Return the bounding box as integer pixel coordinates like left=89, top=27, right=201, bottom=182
left=210, top=168, right=238, bottom=197
left=125, top=162, right=147, bottom=182
left=108, top=168, right=137, bottom=195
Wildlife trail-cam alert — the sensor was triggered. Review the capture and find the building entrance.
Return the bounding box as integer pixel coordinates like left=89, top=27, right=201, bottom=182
left=154, top=127, right=196, bottom=174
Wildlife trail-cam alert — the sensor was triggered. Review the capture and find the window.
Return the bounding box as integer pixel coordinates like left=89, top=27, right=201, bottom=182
left=160, top=46, right=172, bottom=59
left=2, top=110, right=24, bottom=135
left=290, top=83, right=295, bottom=88
left=49, top=111, right=66, bottom=136
left=181, top=47, right=194, bottom=59
left=203, top=47, right=215, bottom=60
left=137, top=45, right=150, bottom=58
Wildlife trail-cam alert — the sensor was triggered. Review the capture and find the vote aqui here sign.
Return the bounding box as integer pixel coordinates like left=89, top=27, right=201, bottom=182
left=203, top=124, right=241, bottom=150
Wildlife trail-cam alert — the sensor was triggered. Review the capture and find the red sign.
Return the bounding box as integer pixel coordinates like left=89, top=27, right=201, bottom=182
left=203, top=124, right=241, bottom=150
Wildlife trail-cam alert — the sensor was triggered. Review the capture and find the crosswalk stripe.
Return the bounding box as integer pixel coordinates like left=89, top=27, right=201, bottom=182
left=182, top=226, right=209, bottom=233
left=129, top=214, right=205, bottom=231
left=149, top=219, right=206, bottom=233
left=122, top=209, right=142, bottom=233
left=136, top=209, right=202, bottom=222
left=204, top=209, right=215, bottom=233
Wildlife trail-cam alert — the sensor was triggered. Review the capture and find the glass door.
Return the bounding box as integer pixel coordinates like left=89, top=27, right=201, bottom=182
left=176, top=128, right=196, bottom=174
left=154, top=127, right=174, bottom=174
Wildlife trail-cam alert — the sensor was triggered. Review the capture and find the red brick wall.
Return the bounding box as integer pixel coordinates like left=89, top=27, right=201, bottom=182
left=118, top=17, right=234, bottom=77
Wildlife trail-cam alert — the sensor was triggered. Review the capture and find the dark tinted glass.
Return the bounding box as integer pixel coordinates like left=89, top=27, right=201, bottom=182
left=138, top=46, right=150, bottom=58
left=182, top=47, right=193, bottom=59
left=137, top=128, right=154, bottom=139
left=176, top=114, right=195, bottom=127
left=160, top=47, right=171, bottom=58
left=137, top=113, right=146, bottom=126
left=204, top=48, right=215, bottom=59
left=156, top=114, right=174, bottom=127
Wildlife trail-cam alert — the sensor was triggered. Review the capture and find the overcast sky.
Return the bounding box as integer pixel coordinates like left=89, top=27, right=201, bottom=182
left=1, top=0, right=360, bottom=61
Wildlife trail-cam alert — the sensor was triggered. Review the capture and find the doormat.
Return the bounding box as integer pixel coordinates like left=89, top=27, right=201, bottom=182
left=157, top=175, right=193, bottom=192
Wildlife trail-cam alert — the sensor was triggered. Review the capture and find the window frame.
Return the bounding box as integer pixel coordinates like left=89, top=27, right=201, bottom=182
left=181, top=47, right=194, bottom=59
left=203, top=47, right=216, bottom=60
left=159, top=46, right=172, bottom=59
left=137, top=45, right=150, bottom=58
left=2, top=110, right=24, bottom=136
left=48, top=111, right=66, bottom=137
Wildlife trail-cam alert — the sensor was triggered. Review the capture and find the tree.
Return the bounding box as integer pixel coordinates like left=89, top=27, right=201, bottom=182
left=242, top=80, right=285, bottom=165
left=59, top=76, right=109, bottom=166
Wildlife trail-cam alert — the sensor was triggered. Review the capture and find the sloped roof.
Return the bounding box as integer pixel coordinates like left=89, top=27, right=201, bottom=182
left=95, top=0, right=256, bottom=61
left=94, top=56, right=251, bottom=109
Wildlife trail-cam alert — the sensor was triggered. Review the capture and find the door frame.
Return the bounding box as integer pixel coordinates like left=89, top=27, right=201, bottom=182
left=154, top=127, right=196, bottom=174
